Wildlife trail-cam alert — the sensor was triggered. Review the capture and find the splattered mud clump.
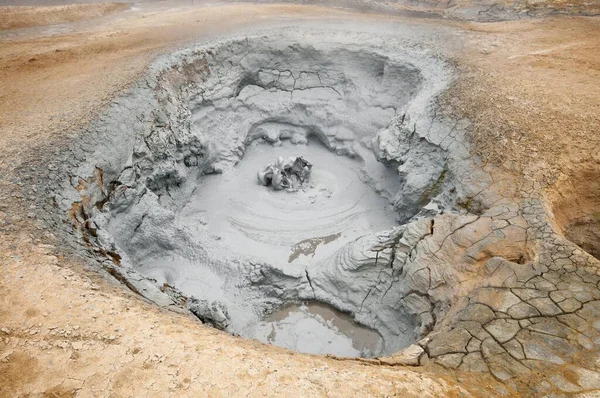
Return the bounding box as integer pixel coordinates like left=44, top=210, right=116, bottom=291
left=257, top=156, right=312, bottom=191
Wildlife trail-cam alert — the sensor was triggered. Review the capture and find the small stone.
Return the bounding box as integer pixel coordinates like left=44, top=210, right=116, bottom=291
left=38, top=341, right=50, bottom=350
left=56, top=341, right=69, bottom=349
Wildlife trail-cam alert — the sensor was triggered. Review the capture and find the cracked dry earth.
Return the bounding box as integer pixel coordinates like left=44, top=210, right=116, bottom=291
left=1, top=2, right=600, bottom=397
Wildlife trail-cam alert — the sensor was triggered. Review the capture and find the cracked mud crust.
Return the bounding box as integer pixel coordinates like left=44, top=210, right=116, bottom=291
left=1, top=2, right=600, bottom=397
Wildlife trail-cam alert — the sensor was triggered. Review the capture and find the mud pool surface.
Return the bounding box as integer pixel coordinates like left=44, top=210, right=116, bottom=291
left=176, top=138, right=397, bottom=267
left=139, top=137, right=397, bottom=355
left=249, top=302, right=383, bottom=357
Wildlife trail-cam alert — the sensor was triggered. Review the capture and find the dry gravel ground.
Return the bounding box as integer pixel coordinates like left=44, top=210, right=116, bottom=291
left=0, top=3, right=127, bottom=30
left=0, top=2, right=599, bottom=396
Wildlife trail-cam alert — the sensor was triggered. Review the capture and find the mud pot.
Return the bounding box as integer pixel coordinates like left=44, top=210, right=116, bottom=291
left=46, top=23, right=600, bottom=380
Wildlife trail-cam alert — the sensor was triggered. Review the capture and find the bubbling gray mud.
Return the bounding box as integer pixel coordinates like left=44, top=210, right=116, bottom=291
left=61, top=26, right=488, bottom=358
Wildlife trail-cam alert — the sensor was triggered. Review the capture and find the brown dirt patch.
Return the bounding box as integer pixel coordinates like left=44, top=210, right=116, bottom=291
left=549, top=164, right=600, bottom=258
left=447, top=17, right=600, bottom=184
left=443, top=16, right=600, bottom=260
left=0, top=352, right=40, bottom=396
left=442, top=17, right=600, bottom=260
left=0, top=3, right=128, bottom=31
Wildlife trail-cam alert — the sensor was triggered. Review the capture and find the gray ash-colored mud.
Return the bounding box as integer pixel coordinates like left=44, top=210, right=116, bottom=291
left=57, top=26, right=499, bottom=358
left=252, top=301, right=383, bottom=357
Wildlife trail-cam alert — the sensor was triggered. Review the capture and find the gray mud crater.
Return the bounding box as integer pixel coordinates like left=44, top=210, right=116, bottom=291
left=45, top=23, right=600, bottom=381
left=61, top=26, right=495, bottom=358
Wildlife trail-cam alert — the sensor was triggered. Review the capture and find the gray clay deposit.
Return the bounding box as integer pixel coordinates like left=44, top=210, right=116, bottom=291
left=59, top=25, right=510, bottom=360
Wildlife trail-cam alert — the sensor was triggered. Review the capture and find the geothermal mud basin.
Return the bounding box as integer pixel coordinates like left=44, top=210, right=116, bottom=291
left=172, top=138, right=397, bottom=356
left=59, top=24, right=600, bottom=376
left=63, top=28, right=457, bottom=357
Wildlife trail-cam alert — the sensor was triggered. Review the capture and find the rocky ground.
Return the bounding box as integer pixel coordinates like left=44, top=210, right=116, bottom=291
left=1, top=1, right=599, bottom=397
